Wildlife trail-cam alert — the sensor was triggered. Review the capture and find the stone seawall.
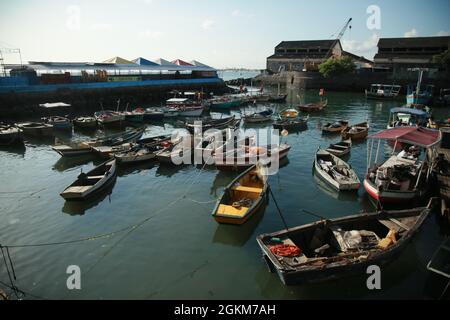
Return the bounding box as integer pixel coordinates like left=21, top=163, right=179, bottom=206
left=255, top=71, right=450, bottom=93
left=0, top=81, right=228, bottom=120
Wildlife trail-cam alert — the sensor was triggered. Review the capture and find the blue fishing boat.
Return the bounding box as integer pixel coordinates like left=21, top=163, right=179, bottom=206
left=406, top=70, right=434, bottom=105
left=387, top=106, right=431, bottom=129
left=210, top=99, right=243, bottom=110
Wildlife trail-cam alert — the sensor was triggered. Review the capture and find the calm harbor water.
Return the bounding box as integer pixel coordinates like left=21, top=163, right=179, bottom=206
left=1, top=90, right=449, bottom=300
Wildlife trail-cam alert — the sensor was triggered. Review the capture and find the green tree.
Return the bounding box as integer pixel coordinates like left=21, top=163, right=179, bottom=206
left=318, top=56, right=356, bottom=78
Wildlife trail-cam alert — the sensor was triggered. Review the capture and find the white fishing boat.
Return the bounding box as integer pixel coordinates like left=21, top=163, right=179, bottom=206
left=314, top=149, right=360, bottom=191
left=364, top=127, right=441, bottom=205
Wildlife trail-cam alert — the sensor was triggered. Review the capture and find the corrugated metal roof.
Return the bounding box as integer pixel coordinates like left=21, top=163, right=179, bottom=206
left=377, top=36, right=450, bottom=48
left=276, top=39, right=340, bottom=49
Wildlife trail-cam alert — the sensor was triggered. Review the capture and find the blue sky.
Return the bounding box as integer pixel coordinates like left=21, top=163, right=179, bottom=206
left=0, top=0, right=449, bottom=69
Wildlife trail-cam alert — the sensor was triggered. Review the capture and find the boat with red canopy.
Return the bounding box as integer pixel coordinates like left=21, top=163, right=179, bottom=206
left=364, top=127, right=441, bottom=206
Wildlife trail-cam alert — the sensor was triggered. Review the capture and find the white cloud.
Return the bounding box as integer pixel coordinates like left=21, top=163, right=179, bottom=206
left=436, top=30, right=450, bottom=36
left=91, top=23, right=113, bottom=31
left=232, top=9, right=241, bottom=17
left=139, top=30, right=163, bottom=39
left=404, top=28, right=418, bottom=38
left=201, top=19, right=215, bottom=30
left=231, top=9, right=255, bottom=18
left=342, top=33, right=379, bottom=59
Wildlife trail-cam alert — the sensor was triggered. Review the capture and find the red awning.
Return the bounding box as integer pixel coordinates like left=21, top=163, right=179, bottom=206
left=369, top=127, right=441, bottom=148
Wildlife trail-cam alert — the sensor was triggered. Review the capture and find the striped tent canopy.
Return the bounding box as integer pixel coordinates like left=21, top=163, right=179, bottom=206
left=103, top=57, right=135, bottom=64
left=171, top=59, right=193, bottom=66
left=189, top=60, right=212, bottom=68
left=153, top=58, right=176, bottom=66
left=132, top=57, right=158, bottom=66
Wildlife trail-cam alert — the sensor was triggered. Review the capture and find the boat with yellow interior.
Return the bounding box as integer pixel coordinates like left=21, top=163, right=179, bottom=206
left=212, top=164, right=268, bottom=225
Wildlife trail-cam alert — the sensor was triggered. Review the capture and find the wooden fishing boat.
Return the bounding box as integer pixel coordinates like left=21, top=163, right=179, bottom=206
left=326, top=139, right=352, bottom=157
left=243, top=110, right=273, bottom=124
left=256, top=200, right=435, bottom=285
left=215, top=143, right=291, bottom=171
left=273, top=116, right=309, bottom=131
left=185, top=116, right=238, bottom=133
left=212, top=164, right=268, bottom=225
left=297, top=99, right=328, bottom=112
left=17, top=122, right=53, bottom=137
left=144, top=108, right=165, bottom=121
left=0, top=123, right=23, bottom=146
left=364, top=127, right=440, bottom=205
left=92, top=135, right=171, bottom=159
left=122, top=108, right=145, bottom=123
left=209, top=97, right=244, bottom=110
left=42, top=116, right=73, bottom=130
left=113, top=136, right=172, bottom=164
left=322, top=120, right=349, bottom=134
left=156, top=140, right=192, bottom=165
left=279, top=108, right=299, bottom=119
left=314, top=149, right=360, bottom=191
left=94, top=110, right=125, bottom=127
left=341, top=122, right=369, bottom=140
left=52, top=127, right=145, bottom=157
left=60, top=159, right=117, bottom=201
left=73, top=117, right=97, bottom=129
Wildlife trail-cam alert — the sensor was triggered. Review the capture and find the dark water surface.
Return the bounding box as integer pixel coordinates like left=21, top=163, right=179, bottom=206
left=1, top=90, right=449, bottom=299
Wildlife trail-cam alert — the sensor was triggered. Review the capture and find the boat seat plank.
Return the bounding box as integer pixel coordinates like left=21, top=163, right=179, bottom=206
left=379, top=219, right=403, bottom=233
left=87, top=175, right=105, bottom=180
left=232, top=186, right=263, bottom=193
left=64, top=186, right=92, bottom=193
left=217, top=204, right=249, bottom=217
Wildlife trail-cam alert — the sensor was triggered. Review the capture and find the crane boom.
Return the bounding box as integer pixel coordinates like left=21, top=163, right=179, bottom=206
left=326, top=18, right=352, bottom=59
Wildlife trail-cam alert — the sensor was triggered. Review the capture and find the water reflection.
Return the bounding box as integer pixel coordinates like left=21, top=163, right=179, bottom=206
left=0, top=144, right=26, bottom=157
left=212, top=197, right=268, bottom=247
left=312, top=171, right=359, bottom=203
left=53, top=154, right=97, bottom=172
left=118, top=161, right=158, bottom=177
left=62, top=176, right=117, bottom=215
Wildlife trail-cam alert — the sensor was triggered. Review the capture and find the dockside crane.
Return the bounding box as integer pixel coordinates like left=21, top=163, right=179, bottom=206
left=326, top=18, right=353, bottom=59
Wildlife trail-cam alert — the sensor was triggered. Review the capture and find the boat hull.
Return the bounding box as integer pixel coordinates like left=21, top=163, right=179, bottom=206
left=0, top=129, right=23, bottom=146
left=257, top=204, right=433, bottom=285
left=215, top=146, right=290, bottom=171
left=363, top=179, right=418, bottom=204
left=61, top=160, right=117, bottom=201
left=210, top=100, right=242, bottom=110
left=18, top=123, right=54, bottom=137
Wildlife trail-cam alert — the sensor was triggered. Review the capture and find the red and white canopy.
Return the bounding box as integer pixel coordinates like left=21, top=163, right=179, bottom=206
left=369, top=127, right=441, bottom=148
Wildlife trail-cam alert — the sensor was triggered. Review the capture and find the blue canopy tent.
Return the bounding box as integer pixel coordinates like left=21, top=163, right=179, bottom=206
left=132, top=57, right=158, bottom=66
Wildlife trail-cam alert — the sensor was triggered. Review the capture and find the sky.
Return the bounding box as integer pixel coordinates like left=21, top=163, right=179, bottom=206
left=0, top=0, right=449, bottom=69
